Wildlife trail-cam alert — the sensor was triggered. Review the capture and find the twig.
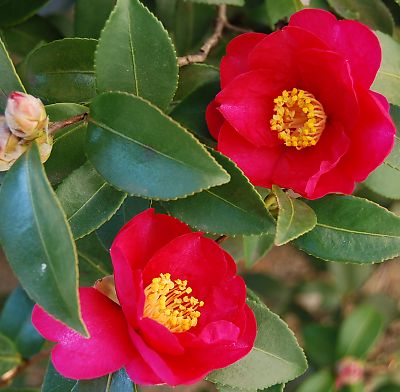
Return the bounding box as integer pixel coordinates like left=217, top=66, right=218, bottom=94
left=0, top=348, right=51, bottom=387
left=215, top=234, right=228, bottom=244
left=48, top=112, right=88, bottom=135
left=224, top=21, right=251, bottom=33
left=178, top=5, right=227, bottom=67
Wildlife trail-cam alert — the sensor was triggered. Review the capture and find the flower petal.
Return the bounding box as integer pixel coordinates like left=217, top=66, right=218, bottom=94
left=206, top=99, right=225, bottom=140
left=32, top=288, right=135, bottom=380
left=290, top=8, right=381, bottom=87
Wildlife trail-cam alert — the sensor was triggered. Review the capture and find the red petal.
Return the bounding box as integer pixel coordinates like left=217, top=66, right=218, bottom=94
left=32, top=288, right=135, bottom=380
left=340, top=87, right=395, bottom=181
left=142, top=233, right=228, bottom=299
left=290, top=8, right=381, bottom=87
left=206, top=99, right=225, bottom=140
left=220, top=32, right=266, bottom=88
left=125, top=351, right=163, bottom=385
left=216, top=70, right=286, bottom=147
left=218, top=123, right=283, bottom=188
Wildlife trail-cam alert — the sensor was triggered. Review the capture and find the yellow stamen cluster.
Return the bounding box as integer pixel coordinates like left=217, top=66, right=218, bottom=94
left=143, top=273, right=204, bottom=333
left=270, top=88, right=327, bottom=150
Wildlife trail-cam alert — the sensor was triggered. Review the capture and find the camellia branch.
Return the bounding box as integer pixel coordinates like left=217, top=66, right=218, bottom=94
left=48, top=112, right=88, bottom=135
left=178, top=5, right=227, bottom=67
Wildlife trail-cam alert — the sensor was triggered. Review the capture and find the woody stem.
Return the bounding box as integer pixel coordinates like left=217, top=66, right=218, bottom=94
left=48, top=112, right=88, bottom=135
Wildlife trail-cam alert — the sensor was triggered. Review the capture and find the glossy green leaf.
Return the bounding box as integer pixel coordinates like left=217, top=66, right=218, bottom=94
left=95, top=0, right=178, bottom=110
left=171, top=81, right=219, bottom=142
left=76, top=232, right=112, bottom=285
left=0, top=333, right=21, bottom=376
left=296, top=370, right=335, bottom=392
left=265, top=0, right=303, bottom=27
left=295, top=195, right=400, bottom=263
left=208, top=299, right=307, bottom=389
left=243, top=233, right=274, bottom=268
left=72, top=369, right=133, bottom=391
left=0, top=36, right=25, bottom=111
left=273, top=186, right=317, bottom=246
left=183, top=0, right=244, bottom=5
left=0, top=0, right=50, bottom=27
left=75, top=0, right=116, bottom=39
left=21, top=38, right=96, bottom=104
left=42, top=362, right=77, bottom=392
left=364, top=163, right=400, bottom=199
left=327, top=0, right=393, bottom=34
left=373, top=32, right=400, bottom=106
left=303, top=324, right=337, bottom=367
left=45, top=104, right=88, bottom=185
left=87, top=92, right=229, bottom=199
left=0, top=143, right=86, bottom=335
left=96, top=196, right=151, bottom=249
left=384, top=105, right=400, bottom=171
left=0, top=15, right=60, bottom=61
left=0, top=286, right=44, bottom=358
left=337, top=304, right=385, bottom=359
left=164, top=150, right=275, bottom=235
left=56, top=162, right=126, bottom=240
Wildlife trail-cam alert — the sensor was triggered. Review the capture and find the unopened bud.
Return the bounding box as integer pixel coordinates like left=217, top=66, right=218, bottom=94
left=5, top=92, right=48, bottom=140
left=36, top=132, right=54, bottom=164
left=0, top=116, right=28, bottom=171
left=336, top=357, right=364, bottom=389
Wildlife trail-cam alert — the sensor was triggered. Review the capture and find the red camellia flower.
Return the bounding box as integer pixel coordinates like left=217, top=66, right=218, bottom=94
left=32, top=209, right=256, bottom=385
left=206, top=8, right=396, bottom=199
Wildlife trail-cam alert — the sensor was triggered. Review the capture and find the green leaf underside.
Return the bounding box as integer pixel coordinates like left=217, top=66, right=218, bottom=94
left=45, top=103, right=88, bottom=185
left=73, top=369, right=134, bottom=391
left=56, top=161, right=126, bottom=240
left=87, top=92, right=229, bottom=200
left=0, top=0, right=50, bottom=27
left=164, top=150, right=276, bottom=235
left=0, top=36, right=25, bottom=112
left=364, top=163, right=400, bottom=199
left=265, top=0, right=303, bottom=28
left=21, top=38, right=97, bottom=104
left=0, top=333, right=21, bottom=376
left=0, top=286, right=44, bottom=358
left=243, top=233, right=275, bottom=268
left=95, top=0, right=178, bottom=110
left=384, top=105, right=400, bottom=171
left=337, top=304, right=385, bottom=358
left=273, top=186, right=317, bottom=246
left=373, top=32, right=400, bottom=106
left=0, top=143, right=86, bottom=335
left=208, top=300, right=307, bottom=389
left=295, top=195, right=400, bottom=263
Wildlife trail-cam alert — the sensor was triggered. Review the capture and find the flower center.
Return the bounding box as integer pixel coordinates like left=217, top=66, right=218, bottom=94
left=270, top=88, right=327, bottom=150
left=143, top=273, right=204, bottom=333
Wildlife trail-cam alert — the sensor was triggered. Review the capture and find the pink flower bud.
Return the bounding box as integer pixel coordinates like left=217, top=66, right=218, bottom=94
left=5, top=92, right=48, bottom=140
left=336, top=357, right=364, bottom=389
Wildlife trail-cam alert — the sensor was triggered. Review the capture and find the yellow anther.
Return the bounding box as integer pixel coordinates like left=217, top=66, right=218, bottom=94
left=143, top=272, right=204, bottom=333
left=270, top=89, right=327, bottom=150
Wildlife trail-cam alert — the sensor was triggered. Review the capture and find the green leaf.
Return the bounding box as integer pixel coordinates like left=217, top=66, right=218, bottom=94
left=337, top=304, right=385, bottom=359
left=0, top=15, right=60, bottom=61
left=364, top=163, right=400, bottom=199
left=42, top=362, right=77, bottom=392
left=56, top=162, right=127, bottom=240
left=183, top=0, right=244, bottom=5
left=0, top=286, right=44, bottom=358
left=327, top=0, right=393, bottom=34
left=72, top=369, right=134, bottom=391
left=170, top=81, right=219, bottom=142
left=296, top=370, right=335, bottom=392
left=0, top=332, right=21, bottom=376
left=266, top=385, right=285, bottom=392
left=208, top=299, right=307, bottom=389
left=87, top=92, right=229, bottom=199
left=76, top=232, right=112, bottom=286
left=95, top=0, right=178, bottom=110
left=243, top=233, right=275, bottom=268
left=272, top=186, right=317, bottom=246
left=329, top=263, right=372, bottom=293
left=303, top=324, right=337, bottom=367
left=164, top=150, right=275, bottom=234
left=0, top=0, right=50, bottom=27
left=45, top=104, right=88, bottom=185
left=0, top=143, right=87, bottom=335
left=265, top=0, right=303, bottom=28
left=96, top=196, right=151, bottom=249
left=0, top=36, right=25, bottom=112
left=376, top=384, right=400, bottom=392
left=294, top=195, right=400, bottom=263
left=75, top=0, right=116, bottom=39
left=384, top=105, right=400, bottom=171
left=373, top=32, right=400, bottom=106
left=20, top=38, right=97, bottom=104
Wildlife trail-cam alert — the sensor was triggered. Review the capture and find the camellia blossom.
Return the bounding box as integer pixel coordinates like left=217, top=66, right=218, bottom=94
left=32, top=209, right=256, bottom=385
left=206, top=8, right=396, bottom=199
